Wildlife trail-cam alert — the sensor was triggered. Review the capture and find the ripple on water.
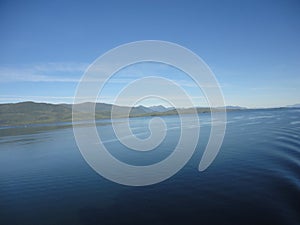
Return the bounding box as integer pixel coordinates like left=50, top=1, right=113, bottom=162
left=290, top=121, right=300, bottom=125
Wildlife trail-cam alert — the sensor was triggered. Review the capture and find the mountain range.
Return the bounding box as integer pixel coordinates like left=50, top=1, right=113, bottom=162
left=0, top=101, right=155, bottom=126
left=0, top=101, right=271, bottom=126
left=286, top=104, right=300, bottom=108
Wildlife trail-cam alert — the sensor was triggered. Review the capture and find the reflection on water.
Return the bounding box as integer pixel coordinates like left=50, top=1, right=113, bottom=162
left=0, top=108, right=300, bottom=225
left=0, top=120, right=112, bottom=138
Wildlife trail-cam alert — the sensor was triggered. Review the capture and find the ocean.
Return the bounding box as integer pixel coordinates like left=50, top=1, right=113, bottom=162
left=0, top=108, right=299, bottom=225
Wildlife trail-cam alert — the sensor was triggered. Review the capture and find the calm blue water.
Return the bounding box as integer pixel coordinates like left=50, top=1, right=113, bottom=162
left=0, top=108, right=300, bottom=225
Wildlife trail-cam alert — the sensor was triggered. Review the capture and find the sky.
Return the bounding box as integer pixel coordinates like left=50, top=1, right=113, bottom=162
left=0, top=0, right=299, bottom=108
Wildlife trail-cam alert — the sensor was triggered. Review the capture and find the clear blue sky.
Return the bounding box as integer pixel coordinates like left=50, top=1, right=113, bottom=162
left=0, top=0, right=299, bottom=107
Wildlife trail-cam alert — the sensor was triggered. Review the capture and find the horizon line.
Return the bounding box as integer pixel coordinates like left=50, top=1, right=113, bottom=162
left=1, top=100, right=299, bottom=110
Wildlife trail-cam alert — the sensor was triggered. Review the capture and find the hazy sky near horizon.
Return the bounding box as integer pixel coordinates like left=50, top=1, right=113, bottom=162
left=0, top=0, right=299, bottom=108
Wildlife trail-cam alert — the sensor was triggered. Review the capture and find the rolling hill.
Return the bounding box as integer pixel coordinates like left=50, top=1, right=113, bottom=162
left=0, top=101, right=155, bottom=126
left=0, top=101, right=246, bottom=126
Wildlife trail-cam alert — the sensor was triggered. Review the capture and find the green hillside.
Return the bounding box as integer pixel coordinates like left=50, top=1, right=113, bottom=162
left=0, top=101, right=154, bottom=126
left=0, top=101, right=240, bottom=126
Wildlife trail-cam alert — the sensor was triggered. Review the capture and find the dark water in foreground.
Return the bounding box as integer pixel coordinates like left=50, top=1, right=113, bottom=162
left=0, top=108, right=300, bottom=225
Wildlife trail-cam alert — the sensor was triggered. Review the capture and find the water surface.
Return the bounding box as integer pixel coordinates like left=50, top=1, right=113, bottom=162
left=0, top=108, right=300, bottom=225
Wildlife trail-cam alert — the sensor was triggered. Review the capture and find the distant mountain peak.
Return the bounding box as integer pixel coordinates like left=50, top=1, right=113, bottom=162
left=286, top=103, right=300, bottom=108
left=148, top=105, right=168, bottom=112
left=225, top=105, right=247, bottom=109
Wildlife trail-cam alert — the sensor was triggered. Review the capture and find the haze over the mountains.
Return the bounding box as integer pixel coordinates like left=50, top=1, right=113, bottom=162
left=286, top=104, right=300, bottom=108
left=1, top=101, right=299, bottom=126
left=0, top=101, right=232, bottom=126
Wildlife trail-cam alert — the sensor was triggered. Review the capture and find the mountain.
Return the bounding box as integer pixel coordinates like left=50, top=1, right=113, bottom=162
left=0, top=101, right=246, bottom=126
left=0, top=101, right=152, bottom=126
left=73, top=102, right=152, bottom=116
left=214, top=105, right=247, bottom=110
left=225, top=105, right=247, bottom=110
left=148, top=105, right=169, bottom=112
left=135, top=105, right=154, bottom=113
left=0, top=102, right=72, bottom=126
left=286, top=104, right=300, bottom=108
